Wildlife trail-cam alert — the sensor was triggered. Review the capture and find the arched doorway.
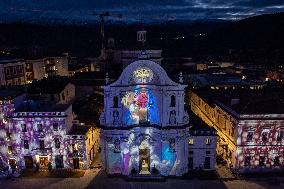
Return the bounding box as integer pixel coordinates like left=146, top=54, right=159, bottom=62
left=139, top=148, right=150, bottom=174
left=139, top=140, right=150, bottom=174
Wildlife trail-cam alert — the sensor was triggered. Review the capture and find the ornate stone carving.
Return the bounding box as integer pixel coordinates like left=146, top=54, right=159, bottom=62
left=169, top=110, right=177, bottom=125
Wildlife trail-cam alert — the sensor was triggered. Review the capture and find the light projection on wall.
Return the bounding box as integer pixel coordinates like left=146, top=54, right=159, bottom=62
left=104, top=128, right=183, bottom=176
left=0, top=102, right=16, bottom=165
left=121, top=67, right=160, bottom=125
left=121, top=88, right=159, bottom=125
left=0, top=109, right=88, bottom=170
left=162, top=144, right=176, bottom=170
left=133, top=67, right=153, bottom=83
left=236, top=121, right=284, bottom=168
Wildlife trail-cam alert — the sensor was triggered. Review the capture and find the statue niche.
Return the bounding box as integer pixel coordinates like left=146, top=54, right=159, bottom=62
left=169, top=110, right=177, bottom=125
left=113, top=110, right=120, bottom=126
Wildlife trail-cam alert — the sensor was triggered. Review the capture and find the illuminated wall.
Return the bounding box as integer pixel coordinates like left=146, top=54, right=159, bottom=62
left=121, top=88, right=159, bottom=125
left=85, top=127, right=100, bottom=166
left=189, top=90, right=284, bottom=171
left=1, top=106, right=89, bottom=170
left=100, top=60, right=189, bottom=127
left=187, top=133, right=217, bottom=171
left=100, top=60, right=198, bottom=176
left=0, top=99, right=15, bottom=165
left=189, top=91, right=237, bottom=167
left=100, top=127, right=217, bottom=176
left=236, top=117, right=284, bottom=171
left=101, top=127, right=189, bottom=176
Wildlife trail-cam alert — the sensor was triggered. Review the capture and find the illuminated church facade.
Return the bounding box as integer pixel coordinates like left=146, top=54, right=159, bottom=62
left=100, top=60, right=216, bottom=176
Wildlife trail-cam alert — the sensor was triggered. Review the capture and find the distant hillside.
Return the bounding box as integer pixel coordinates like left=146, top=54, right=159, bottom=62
left=217, top=12, right=284, bottom=64
left=0, top=12, right=283, bottom=65
left=0, top=23, right=101, bottom=58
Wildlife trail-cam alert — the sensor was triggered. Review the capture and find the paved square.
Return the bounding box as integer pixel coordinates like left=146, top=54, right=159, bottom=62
left=0, top=169, right=283, bottom=189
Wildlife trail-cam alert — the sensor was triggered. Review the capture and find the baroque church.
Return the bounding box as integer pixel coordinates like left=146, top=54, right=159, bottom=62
left=99, top=59, right=216, bottom=176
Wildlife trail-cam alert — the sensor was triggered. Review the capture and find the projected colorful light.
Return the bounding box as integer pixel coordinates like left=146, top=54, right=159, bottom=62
left=0, top=100, right=15, bottom=164
left=133, top=67, right=154, bottom=83
left=122, top=88, right=159, bottom=125
left=161, top=144, right=176, bottom=173
left=100, top=60, right=194, bottom=176
left=0, top=106, right=88, bottom=170
left=236, top=120, right=284, bottom=168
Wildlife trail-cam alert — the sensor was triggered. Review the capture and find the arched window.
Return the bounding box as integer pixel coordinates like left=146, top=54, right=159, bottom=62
left=170, top=95, right=176, bottom=107
left=262, top=131, right=268, bottom=142
left=276, top=130, right=283, bottom=141
left=113, top=96, right=118, bottom=108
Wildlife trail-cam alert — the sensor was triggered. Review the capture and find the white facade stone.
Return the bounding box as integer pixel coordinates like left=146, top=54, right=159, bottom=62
left=100, top=60, right=216, bottom=176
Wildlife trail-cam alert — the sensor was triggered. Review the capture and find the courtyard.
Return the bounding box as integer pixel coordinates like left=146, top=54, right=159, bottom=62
left=0, top=168, right=283, bottom=189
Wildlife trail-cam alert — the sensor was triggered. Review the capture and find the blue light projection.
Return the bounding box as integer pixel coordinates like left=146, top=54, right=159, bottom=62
left=122, top=86, right=159, bottom=125
left=161, top=143, right=176, bottom=174
left=147, top=89, right=159, bottom=124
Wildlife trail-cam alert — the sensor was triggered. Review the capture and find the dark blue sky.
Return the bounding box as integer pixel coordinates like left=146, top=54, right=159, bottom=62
left=1, top=0, right=284, bottom=23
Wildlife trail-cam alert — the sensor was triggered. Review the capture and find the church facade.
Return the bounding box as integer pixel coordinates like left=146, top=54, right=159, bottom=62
left=99, top=60, right=216, bottom=176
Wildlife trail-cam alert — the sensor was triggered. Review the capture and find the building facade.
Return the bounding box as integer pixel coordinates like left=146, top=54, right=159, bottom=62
left=0, top=90, right=25, bottom=166
left=237, top=114, right=284, bottom=172
left=44, top=57, right=69, bottom=77
left=187, top=127, right=216, bottom=170
left=27, top=77, right=75, bottom=105
left=0, top=59, right=26, bottom=86
left=99, top=60, right=216, bottom=177
left=25, top=59, right=45, bottom=83
left=25, top=56, right=69, bottom=83
left=5, top=104, right=89, bottom=169
left=189, top=90, right=284, bottom=172
left=0, top=90, right=93, bottom=170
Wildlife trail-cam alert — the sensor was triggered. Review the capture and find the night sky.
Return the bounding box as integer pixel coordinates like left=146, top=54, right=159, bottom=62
left=0, top=0, right=284, bottom=23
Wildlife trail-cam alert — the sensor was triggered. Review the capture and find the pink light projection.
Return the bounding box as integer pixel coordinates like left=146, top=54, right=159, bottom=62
left=236, top=118, right=284, bottom=169
left=136, top=91, right=148, bottom=108
left=121, top=89, right=152, bottom=124
left=123, top=153, right=131, bottom=175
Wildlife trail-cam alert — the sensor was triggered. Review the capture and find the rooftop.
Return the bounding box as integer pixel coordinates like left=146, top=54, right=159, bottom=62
left=15, top=102, right=70, bottom=113
left=0, top=87, right=24, bottom=100
left=28, top=76, right=71, bottom=94
left=67, top=124, right=91, bottom=135
left=72, top=71, right=120, bottom=86
left=219, top=96, right=284, bottom=115
left=188, top=111, right=217, bottom=135
left=0, top=58, right=24, bottom=64
left=193, top=88, right=284, bottom=115
left=192, top=73, right=248, bottom=86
